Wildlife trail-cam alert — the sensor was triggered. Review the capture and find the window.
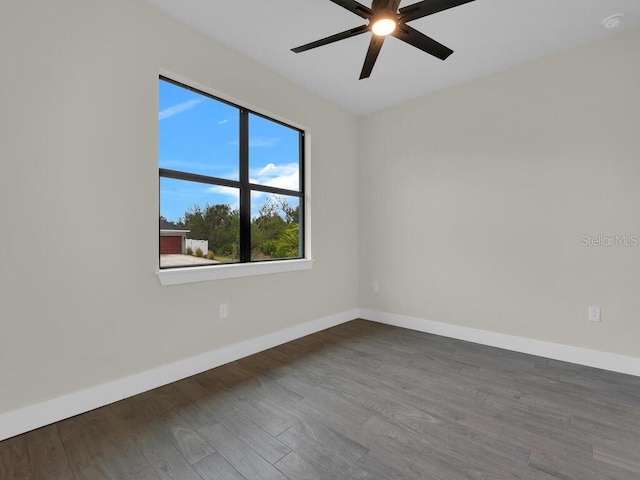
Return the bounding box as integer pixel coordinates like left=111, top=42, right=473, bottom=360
left=159, top=77, right=305, bottom=271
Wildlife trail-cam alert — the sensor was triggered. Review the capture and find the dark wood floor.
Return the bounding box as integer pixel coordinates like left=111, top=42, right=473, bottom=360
left=1, top=319, right=639, bottom=480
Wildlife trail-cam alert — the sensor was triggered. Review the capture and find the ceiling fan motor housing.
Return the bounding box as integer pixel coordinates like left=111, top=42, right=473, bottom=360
left=372, top=0, right=396, bottom=11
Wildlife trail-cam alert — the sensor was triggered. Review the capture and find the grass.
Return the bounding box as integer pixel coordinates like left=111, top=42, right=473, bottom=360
left=213, top=255, right=236, bottom=263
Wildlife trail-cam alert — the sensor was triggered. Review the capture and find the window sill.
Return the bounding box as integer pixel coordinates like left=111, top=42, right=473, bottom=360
left=156, top=258, right=314, bottom=286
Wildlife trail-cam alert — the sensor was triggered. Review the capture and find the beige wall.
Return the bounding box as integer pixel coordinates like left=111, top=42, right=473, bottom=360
left=0, top=0, right=359, bottom=414
left=360, top=28, right=640, bottom=357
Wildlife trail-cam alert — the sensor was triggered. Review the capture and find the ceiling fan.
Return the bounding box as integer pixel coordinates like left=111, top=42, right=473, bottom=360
left=292, top=0, right=476, bottom=79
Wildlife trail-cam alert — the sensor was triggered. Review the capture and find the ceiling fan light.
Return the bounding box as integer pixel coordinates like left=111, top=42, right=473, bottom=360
left=372, top=18, right=396, bottom=36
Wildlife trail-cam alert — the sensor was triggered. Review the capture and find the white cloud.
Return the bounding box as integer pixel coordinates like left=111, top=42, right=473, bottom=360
left=217, top=119, right=229, bottom=125
left=207, top=185, right=238, bottom=197
left=259, top=163, right=277, bottom=175
left=254, top=162, right=299, bottom=191
left=159, top=99, right=203, bottom=120
left=205, top=185, right=239, bottom=209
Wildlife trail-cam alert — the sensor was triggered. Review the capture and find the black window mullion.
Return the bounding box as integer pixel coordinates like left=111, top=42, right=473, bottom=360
left=299, top=132, right=305, bottom=258
left=246, top=184, right=303, bottom=198
left=239, top=109, right=251, bottom=262
left=159, top=168, right=241, bottom=190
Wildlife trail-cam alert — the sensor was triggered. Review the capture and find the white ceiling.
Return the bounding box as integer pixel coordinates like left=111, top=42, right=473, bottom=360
left=144, top=0, right=640, bottom=115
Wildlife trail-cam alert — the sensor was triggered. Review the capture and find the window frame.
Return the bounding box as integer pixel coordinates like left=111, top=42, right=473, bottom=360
left=157, top=75, right=310, bottom=284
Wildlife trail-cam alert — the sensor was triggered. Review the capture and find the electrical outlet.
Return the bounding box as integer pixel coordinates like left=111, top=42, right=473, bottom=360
left=220, top=303, right=228, bottom=319
left=588, top=306, right=601, bottom=323
left=372, top=281, right=379, bottom=293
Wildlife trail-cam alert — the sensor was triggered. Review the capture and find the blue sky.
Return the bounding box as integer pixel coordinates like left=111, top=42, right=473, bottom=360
left=159, top=79, right=300, bottom=222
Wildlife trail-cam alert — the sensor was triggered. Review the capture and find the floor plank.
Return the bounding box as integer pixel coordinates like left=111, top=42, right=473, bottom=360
left=122, top=466, right=161, bottom=480
left=23, top=424, right=74, bottom=480
left=196, top=422, right=288, bottom=480
left=192, top=452, right=246, bottom=480
left=0, top=436, right=30, bottom=480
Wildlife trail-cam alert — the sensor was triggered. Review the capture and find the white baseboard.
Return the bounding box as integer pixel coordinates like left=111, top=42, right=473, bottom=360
left=0, top=309, right=357, bottom=442
left=4, top=307, right=638, bottom=442
left=360, top=309, right=640, bottom=378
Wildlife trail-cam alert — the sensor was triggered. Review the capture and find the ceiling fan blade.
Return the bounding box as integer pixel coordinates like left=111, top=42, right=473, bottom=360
left=392, top=24, right=453, bottom=60
left=292, top=25, right=369, bottom=53
left=328, top=0, right=373, bottom=19
left=360, top=35, right=385, bottom=80
left=398, top=0, right=475, bottom=23
left=391, top=0, right=403, bottom=11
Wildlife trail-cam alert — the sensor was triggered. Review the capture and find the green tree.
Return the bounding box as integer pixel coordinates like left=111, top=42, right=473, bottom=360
left=274, top=223, right=300, bottom=258
left=179, top=197, right=299, bottom=261
left=251, top=197, right=301, bottom=258
left=183, top=204, right=207, bottom=240
left=183, top=203, right=239, bottom=260
left=279, top=199, right=299, bottom=225
left=252, top=198, right=287, bottom=257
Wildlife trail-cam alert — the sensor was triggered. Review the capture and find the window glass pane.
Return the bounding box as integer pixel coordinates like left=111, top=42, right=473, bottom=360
left=249, top=114, right=300, bottom=192
left=251, top=193, right=301, bottom=261
left=160, top=177, right=240, bottom=267
left=159, top=79, right=239, bottom=180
